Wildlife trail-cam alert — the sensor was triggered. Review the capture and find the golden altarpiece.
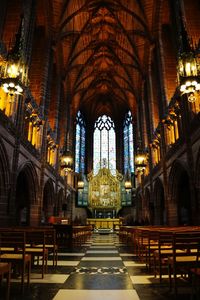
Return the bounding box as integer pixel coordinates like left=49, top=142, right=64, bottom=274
left=86, top=167, right=123, bottom=229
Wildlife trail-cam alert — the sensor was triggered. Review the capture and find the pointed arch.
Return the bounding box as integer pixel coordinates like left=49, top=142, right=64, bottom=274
left=168, top=160, right=192, bottom=225
left=168, top=160, right=189, bottom=202
left=16, top=161, right=39, bottom=225
left=43, top=178, right=55, bottom=223
left=153, top=178, right=165, bottom=225
left=17, top=161, right=39, bottom=205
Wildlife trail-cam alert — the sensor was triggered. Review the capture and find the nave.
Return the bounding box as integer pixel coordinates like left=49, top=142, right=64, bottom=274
left=0, top=233, right=195, bottom=300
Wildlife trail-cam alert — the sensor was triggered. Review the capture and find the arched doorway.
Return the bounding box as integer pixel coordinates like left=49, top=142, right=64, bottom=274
left=42, top=179, right=55, bottom=223
left=168, top=160, right=191, bottom=225
left=16, top=172, right=30, bottom=225
left=15, top=162, right=38, bottom=226
left=153, top=178, right=165, bottom=225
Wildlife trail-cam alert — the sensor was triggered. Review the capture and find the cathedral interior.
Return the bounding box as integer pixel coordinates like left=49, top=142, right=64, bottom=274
left=0, top=0, right=200, bottom=299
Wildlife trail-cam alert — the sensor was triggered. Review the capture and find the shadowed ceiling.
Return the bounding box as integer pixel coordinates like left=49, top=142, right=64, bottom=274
left=52, top=0, right=154, bottom=123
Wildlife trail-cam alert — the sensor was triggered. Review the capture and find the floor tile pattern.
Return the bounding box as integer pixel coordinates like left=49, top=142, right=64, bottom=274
left=0, top=232, right=197, bottom=300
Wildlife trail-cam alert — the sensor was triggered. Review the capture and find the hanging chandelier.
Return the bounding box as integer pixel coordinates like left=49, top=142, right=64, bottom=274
left=1, top=74, right=24, bottom=96
left=177, top=12, right=200, bottom=102
left=134, top=149, right=148, bottom=173
left=178, top=50, right=200, bottom=102
left=60, top=149, right=73, bottom=174
left=0, top=17, right=27, bottom=97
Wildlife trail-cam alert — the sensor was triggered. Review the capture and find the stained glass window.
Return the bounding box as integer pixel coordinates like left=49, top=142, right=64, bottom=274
left=93, top=115, right=116, bottom=175
left=123, top=111, right=134, bottom=173
left=75, top=111, right=86, bottom=173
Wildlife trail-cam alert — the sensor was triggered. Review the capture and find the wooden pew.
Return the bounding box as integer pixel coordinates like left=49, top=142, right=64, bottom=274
left=0, top=228, right=49, bottom=278
left=167, top=230, right=200, bottom=298
left=53, top=224, right=73, bottom=248
left=72, top=226, right=92, bottom=246
left=153, top=230, right=176, bottom=281
left=0, top=231, right=31, bottom=293
left=42, top=227, right=58, bottom=267
left=25, top=229, right=48, bottom=278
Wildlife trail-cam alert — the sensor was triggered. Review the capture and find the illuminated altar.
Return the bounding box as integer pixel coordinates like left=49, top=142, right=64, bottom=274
left=87, top=167, right=123, bottom=217
left=86, top=218, right=122, bottom=230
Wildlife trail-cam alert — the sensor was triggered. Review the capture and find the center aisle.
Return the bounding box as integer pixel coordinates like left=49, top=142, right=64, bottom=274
left=53, top=233, right=140, bottom=300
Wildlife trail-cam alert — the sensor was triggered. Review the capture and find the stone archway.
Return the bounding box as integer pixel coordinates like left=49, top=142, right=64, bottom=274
left=168, top=160, right=191, bottom=225
left=0, top=139, right=10, bottom=226
left=153, top=178, right=165, bottom=225
left=16, top=162, right=38, bottom=226
left=16, top=172, right=30, bottom=225
left=42, top=179, right=55, bottom=223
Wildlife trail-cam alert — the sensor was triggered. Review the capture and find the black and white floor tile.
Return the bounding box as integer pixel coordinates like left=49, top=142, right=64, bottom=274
left=0, top=233, right=196, bottom=300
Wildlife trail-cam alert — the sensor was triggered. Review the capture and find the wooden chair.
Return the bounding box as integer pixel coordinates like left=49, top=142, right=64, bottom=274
left=26, top=227, right=58, bottom=267
left=43, top=228, right=58, bottom=267
left=145, top=230, right=159, bottom=271
left=0, top=231, right=31, bottom=293
left=0, top=262, right=11, bottom=300
left=153, top=231, right=174, bottom=281
left=25, top=230, right=48, bottom=278
left=167, top=231, right=200, bottom=298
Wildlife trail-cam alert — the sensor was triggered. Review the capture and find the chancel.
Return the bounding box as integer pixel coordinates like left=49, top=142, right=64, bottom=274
left=0, top=1, right=200, bottom=300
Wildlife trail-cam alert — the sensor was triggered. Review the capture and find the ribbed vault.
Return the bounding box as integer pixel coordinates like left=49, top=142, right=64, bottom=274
left=52, top=0, right=154, bottom=122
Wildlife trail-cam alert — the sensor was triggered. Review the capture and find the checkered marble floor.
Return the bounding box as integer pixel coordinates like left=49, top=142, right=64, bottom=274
left=0, top=233, right=195, bottom=300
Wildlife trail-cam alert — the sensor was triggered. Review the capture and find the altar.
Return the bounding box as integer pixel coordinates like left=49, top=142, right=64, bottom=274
left=86, top=218, right=122, bottom=230
left=86, top=168, right=123, bottom=230
left=87, top=167, right=123, bottom=216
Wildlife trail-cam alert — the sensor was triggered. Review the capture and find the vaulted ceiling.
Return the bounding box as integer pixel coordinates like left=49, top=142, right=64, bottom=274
left=51, top=0, right=155, bottom=123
